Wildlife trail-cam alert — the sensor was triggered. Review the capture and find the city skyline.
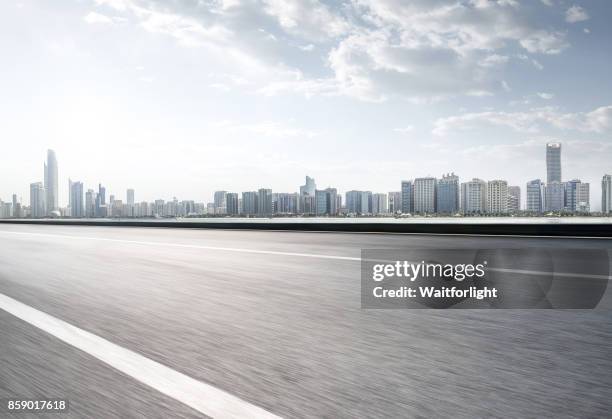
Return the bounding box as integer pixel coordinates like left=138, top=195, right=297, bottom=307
left=1, top=1, right=612, bottom=210
left=1, top=144, right=610, bottom=217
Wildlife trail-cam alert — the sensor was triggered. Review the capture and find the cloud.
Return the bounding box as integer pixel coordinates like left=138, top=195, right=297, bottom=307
left=433, top=105, right=612, bottom=136
left=393, top=126, right=414, bottom=134
left=89, top=0, right=573, bottom=102
left=84, top=11, right=114, bottom=24
left=262, top=0, right=349, bottom=42
left=536, top=92, right=554, bottom=100
left=565, top=5, right=589, bottom=23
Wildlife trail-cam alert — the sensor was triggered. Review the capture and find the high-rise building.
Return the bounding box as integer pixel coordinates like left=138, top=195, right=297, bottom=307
left=400, top=181, right=413, bottom=214
left=11, top=194, right=21, bottom=218
left=546, top=142, right=562, bottom=184
left=127, top=189, right=135, bottom=206
left=345, top=191, right=361, bottom=214
left=414, top=177, right=436, bottom=214
left=576, top=182, right=590, bottom=213
left=545, top=181, right=565, bottom=212
left=315, top=190, right=328, bottom=216
left=436, top=173, right=459, bottom=214
left=277, top=193, right=299, bottom=214
left=372, top=193, right=388, bottom=215
left=85, top=189, right=96, bottom=218
left=226, top=193, right=239, bottom=215
left=461, top=179, right=487, bottom=214
left=345, top=190, right=371, bottom=215
left=258, top=188, right=272, bottom=216
left=564, top=179, right=590, bottom=213
left=315, top=188, right=338, bottom=216
left=70, top=181, right=84, bottom=217
left=487, top=180, right=508, bottom=214
left=30, top=182, right=45, bottom=218
left=388, top=192, right=401, bottom=214
left=300, top=176, right=316, bottom=197
left=44, top=149, right=58, bottom=215
left=95, top=184, right=107, bottom=217
left=213, top=191, right=227, bottom=215
left=507, top=186, right=521, bottom=213
left=602, top=175, right=612, bottom=214
left=526, top=179, right=544, bottom=213
left=241, top=191, right=258, bottom=215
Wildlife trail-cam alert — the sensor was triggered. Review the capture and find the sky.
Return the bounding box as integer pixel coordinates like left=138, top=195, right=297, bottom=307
left=1, top=0, right=611, bottom=209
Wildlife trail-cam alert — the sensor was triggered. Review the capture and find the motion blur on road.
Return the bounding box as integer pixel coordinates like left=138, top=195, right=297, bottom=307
left=1, top=224, right=611, bottom=418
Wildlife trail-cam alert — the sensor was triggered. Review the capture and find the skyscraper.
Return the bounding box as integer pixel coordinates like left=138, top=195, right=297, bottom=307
left=565, top=179, right=590, bottom=212
left=315, top=188, right=338, bottom=216
left=546, top=142, right=562, bottom=183
left=226, top=193, right=239, bottom=215
left=258, top=188, right=272, bottom=216
left=602, top=175, right=612, bottom=214
left=241, top=191, right=258, bottom=215
left=70, top=181, right=84, bottom=217
left=545, top=182, right=565, bottom=212
left=30, top=182, right=45, bottom=218
left=372, top=193, right=388, bottom=215
left=507, top=186, right=521, bottom=213
left=436, top=173, right=460, bottom=214
left=486, top=180, right=508, bottom=214
left=96, top=183, right=107, bottom=217
left=127, top=189, right=135, bottom=206
left=400, top=181, right=413, bottom=214
left=388, top=191, right=401, bottom=214
left=526, top=179, right=544, bottom=213
left=277, top=193, right=299, bottom=214
left=44, top=149, right=58, bottom=215
left=300, top=176, right=316, bottom=197
left=213, top=191, right=227, bottom=215
left=85, top=189, right=96, bottom=218
left=414, top=177, right=436, bottom=214
left=461, top=179, right=487, bottom=214
left=576, top=183, right=590, bottom=213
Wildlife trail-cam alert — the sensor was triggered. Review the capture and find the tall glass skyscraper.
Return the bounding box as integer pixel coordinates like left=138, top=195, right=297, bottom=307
left=44, top=149, right=58, bottom=215
left=602, top=175, right=612, bottom=214
left=546, top=142, right=561, bottom=184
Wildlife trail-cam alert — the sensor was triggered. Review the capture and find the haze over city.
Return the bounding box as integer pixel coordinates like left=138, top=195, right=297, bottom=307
left=1, top=0, right=611, bottom=208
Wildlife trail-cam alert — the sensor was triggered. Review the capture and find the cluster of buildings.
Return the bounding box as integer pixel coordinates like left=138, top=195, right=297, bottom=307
left=2, top=143, right=612, bottom=219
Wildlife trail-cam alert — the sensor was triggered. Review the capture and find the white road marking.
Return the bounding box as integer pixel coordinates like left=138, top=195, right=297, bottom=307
left=0, top=230, right=610, bottom=280
left=0, top=230, right=361, bottom=261
left=487, top=267, right=611, bottom=280
left=0, top=293, right=281, bottom=419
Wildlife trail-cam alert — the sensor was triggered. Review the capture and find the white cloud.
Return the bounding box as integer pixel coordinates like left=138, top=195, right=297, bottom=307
left=565, top=5, right=589, bottom=23
left=537, top=92, right=554, bottom=100
left=84, top=11, right=113, bottom=24
left=540, top=0, right=554, bottom=6
left=519, top=30, right=568, bottom=54
left=262, top=0, right=349, bottom=42
left=88, top=0, right=573, bottom=102
left=433, top=105, right=612, bottom=136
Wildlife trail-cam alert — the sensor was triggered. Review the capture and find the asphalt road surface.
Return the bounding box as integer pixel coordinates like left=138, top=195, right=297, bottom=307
left=0, top=224, right=611, bottom=418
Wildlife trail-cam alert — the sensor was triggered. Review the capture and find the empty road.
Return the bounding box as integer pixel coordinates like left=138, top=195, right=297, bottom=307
left=1, top=224, right=611, bottom=418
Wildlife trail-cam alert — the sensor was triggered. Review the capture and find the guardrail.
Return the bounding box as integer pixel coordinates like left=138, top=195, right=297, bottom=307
left=1, top=219, right=611, bottom=237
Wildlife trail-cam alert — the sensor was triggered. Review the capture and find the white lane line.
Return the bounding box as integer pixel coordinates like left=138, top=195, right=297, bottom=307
left=0, top=230, right=360, bottom=261
left=0, top=293, right=281, bottom=419
left=488, top=267, right=611, bottom=280
left=0, top=230, right=610, bottom=280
